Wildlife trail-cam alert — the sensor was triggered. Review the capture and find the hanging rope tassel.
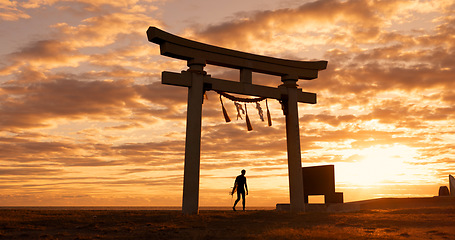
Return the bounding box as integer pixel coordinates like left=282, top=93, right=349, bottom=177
left=266, top=99, right=272, bottom=126
left=220, top=95, right=231, bottom=122
left=215, top=91, right=271, bottom=130
left=234, top=102, right=244, bottom=120
left=255, top=102, right=264, bottom=121
left=245, top=103, right=253, bottom=131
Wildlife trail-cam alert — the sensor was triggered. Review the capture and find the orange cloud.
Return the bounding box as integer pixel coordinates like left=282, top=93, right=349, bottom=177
left=0, top=1, right=30, bottom=21
left=18, top=0, right=159, bottom=11
left=54, top=12, right=160, bottom=48
left=9, top=40, right=87, bottom=69
left=0, top=78, right=145, bottom=130
left=190, top=0, right=413, bottom=51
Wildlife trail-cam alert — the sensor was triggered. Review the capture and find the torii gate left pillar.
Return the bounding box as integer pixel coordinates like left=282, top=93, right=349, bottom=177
left=181, top=59, right=205, bottom=214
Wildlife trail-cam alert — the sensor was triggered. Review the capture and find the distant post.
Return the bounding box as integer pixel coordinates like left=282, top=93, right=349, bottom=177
left=450, top=175, right=455, bottom=197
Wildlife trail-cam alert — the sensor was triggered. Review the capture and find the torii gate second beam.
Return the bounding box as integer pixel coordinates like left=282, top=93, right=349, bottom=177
left=147, top=27, right=327, bottom=214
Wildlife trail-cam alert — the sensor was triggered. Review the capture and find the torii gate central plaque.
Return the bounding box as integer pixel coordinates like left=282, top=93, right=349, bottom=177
left=147, top=27, right=327, bottom=214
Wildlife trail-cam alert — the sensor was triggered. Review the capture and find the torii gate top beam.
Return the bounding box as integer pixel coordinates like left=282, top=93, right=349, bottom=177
left=147, top=27, right=327, bottom=80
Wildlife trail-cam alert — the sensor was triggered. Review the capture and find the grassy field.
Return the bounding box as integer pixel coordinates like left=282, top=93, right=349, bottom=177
left=1, top=207, right=455, bottom=239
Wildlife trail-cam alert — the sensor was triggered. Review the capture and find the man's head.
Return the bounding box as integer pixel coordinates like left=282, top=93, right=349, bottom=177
left=241, top=169, right=246, bottom=175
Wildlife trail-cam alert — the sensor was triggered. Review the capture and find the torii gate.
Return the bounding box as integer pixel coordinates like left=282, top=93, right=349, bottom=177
left=147, top=27, right=327, bottom=214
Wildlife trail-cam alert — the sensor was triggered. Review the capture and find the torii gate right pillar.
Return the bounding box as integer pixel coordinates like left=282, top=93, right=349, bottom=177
left=282, top=75, right=306, bottom=212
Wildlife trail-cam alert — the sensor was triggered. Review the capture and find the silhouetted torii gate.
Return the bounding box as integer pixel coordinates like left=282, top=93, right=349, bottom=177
left=147, top=27, right=327, bottom=214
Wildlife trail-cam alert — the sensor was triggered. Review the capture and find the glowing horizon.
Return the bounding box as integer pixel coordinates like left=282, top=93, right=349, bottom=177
left=1, top=0, right=454, bottom=207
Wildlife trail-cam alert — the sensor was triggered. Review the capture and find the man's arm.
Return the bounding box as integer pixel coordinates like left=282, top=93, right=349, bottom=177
left=231, top=179, right=237, bottom=195
left=245, top=179, right=248, bottom=195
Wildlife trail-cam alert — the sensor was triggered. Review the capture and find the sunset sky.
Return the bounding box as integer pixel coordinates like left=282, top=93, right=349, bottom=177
left=1, top=0, right=454, bottom=207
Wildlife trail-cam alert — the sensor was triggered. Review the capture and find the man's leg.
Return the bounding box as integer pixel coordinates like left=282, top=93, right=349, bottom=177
left=241, top=192, right=246, bottom=211
left=233, top=191, right=241, bottom=211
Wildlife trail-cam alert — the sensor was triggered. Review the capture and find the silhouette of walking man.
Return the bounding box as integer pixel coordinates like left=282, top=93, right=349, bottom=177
left=232, top=169, right=248, bottom=211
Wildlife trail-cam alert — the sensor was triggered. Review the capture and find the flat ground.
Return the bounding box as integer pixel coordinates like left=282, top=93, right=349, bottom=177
left=1, top=206, right=455, bottom=239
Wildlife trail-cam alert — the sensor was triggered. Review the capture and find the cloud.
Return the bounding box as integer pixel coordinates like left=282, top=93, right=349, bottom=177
left=189, top=0, right=414, bottom=51
left=0, top=1, right=163, bottom=76
left=53, top=11, right=159, bottom=48
left=0, top=77, right=146, bottom=130
left=300, top=49, right=455, bottom=99
left=105, top=122, right=143, bottom=130
left=134, top=82, right=188, bottom=120
left=176, top=0, right=455, bottom=103
left=0, top=167, right=63, bottom=176
left=17, top=0, right=159, bottom=11
left=9, top=40, right=87, bottom=69
left=0, top=1, right=30, bottom=21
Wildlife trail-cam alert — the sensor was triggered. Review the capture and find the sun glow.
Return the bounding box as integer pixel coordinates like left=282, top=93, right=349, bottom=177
left=337, top=144, right=418, bottom=186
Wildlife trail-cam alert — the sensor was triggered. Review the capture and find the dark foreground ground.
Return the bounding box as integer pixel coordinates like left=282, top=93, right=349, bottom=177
left=1, top=206, right=455, bottom=240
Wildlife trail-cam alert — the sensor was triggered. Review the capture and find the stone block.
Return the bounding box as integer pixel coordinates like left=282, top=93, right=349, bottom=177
left=439, top=186, right=450, bottom=196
